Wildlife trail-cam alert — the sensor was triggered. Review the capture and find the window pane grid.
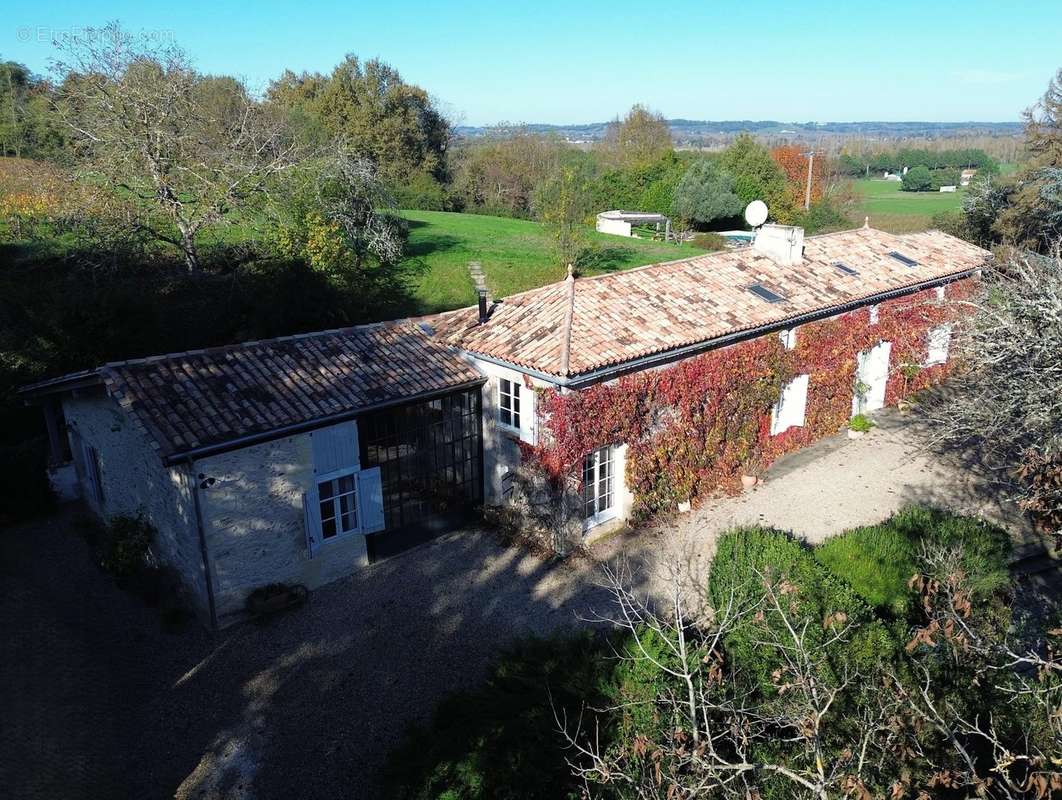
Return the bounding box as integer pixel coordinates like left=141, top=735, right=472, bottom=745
left=318, top=474, right=359, bottom=539
left=583, top=447, right=615, bottom=521
left=499, top=379, right=521, bottom=429
left=360, top=388, right=483, bottom=531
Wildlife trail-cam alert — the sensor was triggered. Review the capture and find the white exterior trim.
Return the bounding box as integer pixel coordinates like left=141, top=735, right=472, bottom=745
left=770, top=374, right=810, bottom=435
left=926, top=324, right=952, bottom=366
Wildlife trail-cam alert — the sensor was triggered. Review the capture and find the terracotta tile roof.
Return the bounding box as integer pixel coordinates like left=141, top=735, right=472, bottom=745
left=424, top=227, right=989, bottom=378
left=95, top=322, right=482, bottom=462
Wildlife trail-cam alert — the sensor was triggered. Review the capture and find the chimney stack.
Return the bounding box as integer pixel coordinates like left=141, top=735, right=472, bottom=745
left=477, top=289, right=489, bottom=324
left=752, top=224, right=805, bottom=266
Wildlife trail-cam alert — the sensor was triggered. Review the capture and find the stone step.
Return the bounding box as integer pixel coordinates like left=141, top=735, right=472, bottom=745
left=1011, top=552, right=1062, bottom=578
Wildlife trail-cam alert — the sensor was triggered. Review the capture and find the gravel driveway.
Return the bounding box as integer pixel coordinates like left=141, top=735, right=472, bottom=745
left=1, top=410, right=1038, bottom=800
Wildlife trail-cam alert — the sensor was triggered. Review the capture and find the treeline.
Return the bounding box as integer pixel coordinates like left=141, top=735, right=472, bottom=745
left=0, top=61, right=67, bottom=160
left=836, top=147, right=1000, bottom=176
left=402, top=109, right=845, bottom=239
left=0, top=54, right=849, bottom=236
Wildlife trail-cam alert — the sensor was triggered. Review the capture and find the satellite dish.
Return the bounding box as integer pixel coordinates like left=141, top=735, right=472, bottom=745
left=744, top=200, right=768, bottom=227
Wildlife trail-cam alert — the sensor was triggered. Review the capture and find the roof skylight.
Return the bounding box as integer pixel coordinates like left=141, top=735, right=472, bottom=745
left=888, top=251, right=919, bottom=267
left=832, top=260, right=859, bottom=276
left=747, top=284, right=786, bottom=304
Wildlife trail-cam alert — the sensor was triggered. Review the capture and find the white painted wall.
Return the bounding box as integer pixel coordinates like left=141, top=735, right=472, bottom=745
left=596, top=217, right=632, bottom=237
left=472, top=358, right=638, bottom=538
left=62, top=393, right=209, bottom=616
left=471, top=357, right=553, bottom=505
left=195, top=431, right=369, bottom=624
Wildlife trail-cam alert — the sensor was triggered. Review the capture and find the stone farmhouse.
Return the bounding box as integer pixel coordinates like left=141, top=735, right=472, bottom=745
left=22, top=223, right=989, bottom=627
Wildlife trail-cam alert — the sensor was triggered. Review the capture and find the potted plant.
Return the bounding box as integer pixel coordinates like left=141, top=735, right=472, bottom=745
left=848, top=413, right=875, bottom=439
left=246, top=582, right=308, bottom=617
left=739, top=458, right=763, bottom=489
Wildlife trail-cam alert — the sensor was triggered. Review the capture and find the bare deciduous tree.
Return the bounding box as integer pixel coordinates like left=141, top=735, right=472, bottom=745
left=558, top=549, right=1061, bottom=799
left=930, top=251, right=1062, bottom=538
left=53, top=23, right=298, bottom=272
left=316, top=150, right=404, bottom=269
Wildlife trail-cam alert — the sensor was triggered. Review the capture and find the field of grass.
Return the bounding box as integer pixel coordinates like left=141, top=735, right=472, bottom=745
left=399, top=210, right=698, bottom=313
left=852, top=178, right=965, bottom=233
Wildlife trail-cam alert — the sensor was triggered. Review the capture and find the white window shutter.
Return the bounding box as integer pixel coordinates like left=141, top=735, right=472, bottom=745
left=357, top=466, right=385, bottom=533
left=771, top=374, right=809, bottom=435
left=303, top=485, right=322, bottom=558
left=789, top=374, right=809, bottom=428
left=769, top=397, right=783, bottom=436
left=521, top=385, right=536, bottom=445
left=84, top=444, right=103, bottom=504
left=311, top=421, right=360, bottom=475
left=926, top=324, right=951, bottom=365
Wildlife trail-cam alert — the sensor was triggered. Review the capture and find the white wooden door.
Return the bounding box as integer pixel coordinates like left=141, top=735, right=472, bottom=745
left=853, top=341, right=891, bottom=414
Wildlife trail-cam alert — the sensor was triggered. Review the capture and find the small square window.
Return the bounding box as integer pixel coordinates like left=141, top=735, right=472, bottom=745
left=935, top=285, right=946, bottom=302
left=778, top=328, right=797, bottom=350
left=869, top=304, right=880, bottom=325
left=317, top=472, right=359, bottom=539
left=498, top=378, right=521, bottom=430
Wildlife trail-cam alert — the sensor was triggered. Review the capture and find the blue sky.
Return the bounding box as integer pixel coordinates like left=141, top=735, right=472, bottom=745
left=4, top=0, right=1059, bottom=125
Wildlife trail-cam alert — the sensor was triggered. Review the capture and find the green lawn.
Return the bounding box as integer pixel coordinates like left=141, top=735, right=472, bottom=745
left=399, top=210, right=698, bottom=313
left=853, top=179, right=965, bottom=233
left=855, top=179, right=966, bottom=215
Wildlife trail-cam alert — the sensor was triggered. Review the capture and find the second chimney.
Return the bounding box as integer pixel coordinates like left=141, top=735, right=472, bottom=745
left=752, top=224, right=805, bottom=266
left=477, top=289, right=489, bottom=324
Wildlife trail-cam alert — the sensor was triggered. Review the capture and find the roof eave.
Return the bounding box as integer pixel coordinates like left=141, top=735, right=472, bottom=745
left=18, top=369, right=103, bottom=401
left=464, top=267, right=982, bottom=389
left=160, top=376, right=488, bottom=466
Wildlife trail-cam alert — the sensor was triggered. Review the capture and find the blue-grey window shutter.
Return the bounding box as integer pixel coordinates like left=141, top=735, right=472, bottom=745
left=358, top=467, right=385, bottom=533
left=310, top=421, right=360, bottom=475
left=303, top=485, right=322, bottom=558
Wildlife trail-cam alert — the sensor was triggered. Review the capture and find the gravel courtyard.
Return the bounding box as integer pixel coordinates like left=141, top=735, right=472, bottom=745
left=1, top=410, right=1040, bottom=800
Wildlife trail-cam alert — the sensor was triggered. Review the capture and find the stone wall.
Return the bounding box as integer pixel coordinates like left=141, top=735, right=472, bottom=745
left=62, top=393, right=208, bottom=615
left=196, top=432, right=368, bottom=624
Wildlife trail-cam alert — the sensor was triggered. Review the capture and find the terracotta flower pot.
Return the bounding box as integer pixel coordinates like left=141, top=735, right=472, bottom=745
left=847, top=429, right=866, bottom=439
left=741, top=474, right=758, bottom=489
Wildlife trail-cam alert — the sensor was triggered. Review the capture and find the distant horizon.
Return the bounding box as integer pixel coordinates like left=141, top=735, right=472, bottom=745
left=453, top=118, right=1024, bottom=129
left=4, top=0, right=1058, bottom=125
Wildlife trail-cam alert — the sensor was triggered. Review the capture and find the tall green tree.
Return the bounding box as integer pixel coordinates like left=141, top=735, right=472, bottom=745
left=0, top=60, right=31, bottom=157
left=534, top=162, right=595, bottom=265
left=901, top=164, right=933, bottom=192
left=600, top=104, right=673, bottom=168
left=269, top=56, right=450, bottom=185
left=719, top=133, right=794, bottom=221
left=672, top=158, right=743, bottom=226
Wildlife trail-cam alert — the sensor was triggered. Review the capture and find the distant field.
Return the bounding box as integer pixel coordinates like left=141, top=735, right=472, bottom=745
left=399, top=210, right=698, bottom=313
left=851, top=179, right=967, bottom=233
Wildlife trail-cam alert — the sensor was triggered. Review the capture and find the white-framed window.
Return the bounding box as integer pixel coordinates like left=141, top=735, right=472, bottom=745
left=498, top=378, right=521, bottom=431
left=926, top=324, right=952, bottom=366
left=303, top=421, right=385, bottom=558
left=778, top=327, right=797, bottom=350
left=869, top=304, right=880, bottom=325
left=582, top=446, right=616, bottom=527
left=935, top=285, right=946, bottom=302
left=770, top=374, right=810, bottom=435
left=317, top=469, right=360, bottom=541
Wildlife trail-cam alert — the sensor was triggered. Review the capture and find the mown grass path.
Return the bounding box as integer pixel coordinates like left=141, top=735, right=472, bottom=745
left=399, top=210, right=698, bottom=313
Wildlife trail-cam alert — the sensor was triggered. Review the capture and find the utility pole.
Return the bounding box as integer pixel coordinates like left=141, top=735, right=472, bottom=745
left=803, top=150, right=815, bottom=210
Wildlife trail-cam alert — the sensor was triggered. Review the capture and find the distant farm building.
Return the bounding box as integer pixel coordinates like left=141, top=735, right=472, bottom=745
left=596, top=210, right=672, bottom=241
left=960, top=169, right=977, bottom=186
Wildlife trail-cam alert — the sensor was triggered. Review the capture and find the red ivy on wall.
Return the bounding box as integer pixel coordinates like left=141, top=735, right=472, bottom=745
left=522, top=280, right=973, bottom=519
